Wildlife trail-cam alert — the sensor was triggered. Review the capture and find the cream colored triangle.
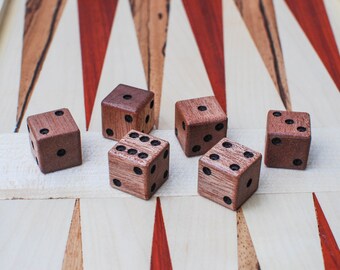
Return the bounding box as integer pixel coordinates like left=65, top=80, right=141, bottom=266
left=159, top=0, right=214, bottom=130
left=324, top=0, right=340, bottom=51
left=88, top=0, right=147, bottom=132
left=223, top=0, right=284, bottom=129
left=274, top=0, right=340, bottom=127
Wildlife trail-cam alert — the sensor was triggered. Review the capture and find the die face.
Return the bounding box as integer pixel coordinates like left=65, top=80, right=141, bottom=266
left=101, top=84, right=155, bottom=140
left=198, top=138, right=262, bottom=210
left=265, top=110, right=311, bottom=170
left=175, top=96, right=227, bottom=157
left=108, top=130, right=170, bottom=200
left=27, top=108, right=82, bottom=174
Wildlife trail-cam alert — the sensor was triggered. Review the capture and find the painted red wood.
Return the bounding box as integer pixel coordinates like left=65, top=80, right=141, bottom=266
left=78, top=0, right=118, bottom=129
left=182, top=0, right=226, bottom=112
left=313, top=193, right=340, bottom=269
left=285, top=0, right=340, bottom=91
left=151, top=197, right=172, bottom=270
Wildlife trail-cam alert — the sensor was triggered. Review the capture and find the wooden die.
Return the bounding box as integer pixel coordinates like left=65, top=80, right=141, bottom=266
left=265, top=110, right=311, bottom=170
left=198, top=138, right=262, bottom=210
left=27, top=108, right=82, bottom=174
left=108, top=130, right=170, bottom=200
left=175, top=96, right=227, bottom=157
left=101, top=84, right=155, bottom=140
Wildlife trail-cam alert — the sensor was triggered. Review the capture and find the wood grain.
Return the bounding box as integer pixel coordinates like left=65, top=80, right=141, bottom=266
left=182, top=0, right=226, bottom=112
left=62, top=199, right=83, bottom=270
left=151, top=197, right=172, bottom=270
left=313, top=193, right=340, bottom=269
left=101, top=84, right=155, bottom=140
left=109, top=130, right=170, bottom=200
left=198, top=138, right=262, bottom=210
left=16, top=0, right=67, bottom=132
left=27, top=108, right=82, bottom=174
left=285, top=0, right=340, bottom=91
left=129, top=0, right=170, bottom=127
left=78, top=0, right=118, bottom=130
left=175, top=96, right=227, bottom=157
left=234, top=0, right=291, bottom=110
left=265, top=110, right=311, bottom=170
left=237, top=208, right=260, bottom=270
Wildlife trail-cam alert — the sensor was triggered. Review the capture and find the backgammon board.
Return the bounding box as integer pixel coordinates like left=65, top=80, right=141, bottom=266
left=0, top=0, right=339, bottom=269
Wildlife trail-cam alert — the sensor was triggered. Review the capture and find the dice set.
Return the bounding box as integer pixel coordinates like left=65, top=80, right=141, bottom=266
left=26, top=83, right=312, bottom=208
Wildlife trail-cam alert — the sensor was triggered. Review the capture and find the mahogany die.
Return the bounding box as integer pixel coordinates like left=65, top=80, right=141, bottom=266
left=198, top=138, right=262, bottom=211
left=27, top=108, right=82, bottom=174
left=175, top=96, right=227, bottom=157
left=108, top=130, right=170, bottom=200
left=101, top=84, right=155, bottom=140
left=265, top=110, right=311, bottom=170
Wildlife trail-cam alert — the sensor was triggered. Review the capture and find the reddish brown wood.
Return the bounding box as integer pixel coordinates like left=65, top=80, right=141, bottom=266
left=16, top=0, right=67, bottom=132
left=198, top=138, right=262, bottom=211
left=182, top=0, right=226, bottom=111
left=62, top=199, right=83, bottom=270
left=265, top=110, right=311, bottom=170
left=27, top=108, right=82, bottom=173
left=285, top=0, right=340, bottom=90
left=151, top=197, right=172, bottom=270
left=78, top=0, right=118, bottom=130
left=101, top=84, right=155, bottom=140
left=175, top=96, right=227, bottom=157
left=108, top=130, right=170, bottom=200
left=313, top=193, right=340, bottom=269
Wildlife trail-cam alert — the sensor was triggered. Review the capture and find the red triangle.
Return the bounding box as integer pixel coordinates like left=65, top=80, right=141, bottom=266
left=183, top=0, right=226, bottom=112
left=313, top=193, right=340, bottom=269
left=285, top=0, right=340, bottom=91
left=151, top=197, right=172, bottom=270
left=78, top=0, right=118, bottom=130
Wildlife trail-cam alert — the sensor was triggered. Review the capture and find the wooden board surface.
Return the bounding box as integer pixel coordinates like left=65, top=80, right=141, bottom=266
left=0, top=0, right=339, bottom=269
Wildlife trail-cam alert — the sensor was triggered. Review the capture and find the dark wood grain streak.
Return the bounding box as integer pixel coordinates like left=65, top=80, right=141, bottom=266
left=235, top=0, right=291, bottom=110
left=78, top=0, right=118, bottom=130
left=182, top=0, right=226, bottom=112
left=62, top=199, right=83, bottom=270
left=313, top=193, right=340, bottom=270
left=237, top=208, right=261, bottom=270
left=285, top=0, right=340, bottom=91
left=129, top=0, right=170, bottom=127
left=16, top=0, right=67, bottom=132
left=151, top=197, right=172, bottom=270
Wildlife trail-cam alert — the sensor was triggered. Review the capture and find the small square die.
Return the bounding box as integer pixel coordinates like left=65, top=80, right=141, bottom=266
left=198, top=138, right=262, bottom=210
left=27, top=108, right=82, bottom=174
left=108, top=130, right=170, bottom=200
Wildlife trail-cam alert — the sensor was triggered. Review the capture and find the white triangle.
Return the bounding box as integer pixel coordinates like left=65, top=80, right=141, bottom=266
left=0, top=0, right=25, bottom=132
left=88, top=0, right=147, bottom=132
left=274, top=0, right=340, bottom=127
left=20, top=0, right=85, bottom=132
left=324, top=0, right=340, bottom=51
left=159, top=0, right=214, bottom=130
left=223, top=0, right=285, bottom=129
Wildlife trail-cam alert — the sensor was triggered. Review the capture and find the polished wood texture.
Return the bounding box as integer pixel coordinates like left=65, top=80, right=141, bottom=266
left=182, top=0, right=226, bottom=111
left=175, top=96, right=227, bottom=157
left=285, top=0, right=340, bottom=91
left=313, top=193, right=340, bottom=270
left=151, top=198, right=173, bottom=270
left=198, top=138, right=262, bottom=211
left=62, top=199, right=83, bottom=270
left=265, top=110, right=311, bottom=170
left=16, top=0, right=67, bottom=132
left=108, top=130, right=170, bottom=200
left=101, top=84, right=155, bottom=140
left=237, top=208, right=260, bottom=270
left=78, top=0, right=118, bottom=130
left=235, top=0, right=291, bottom=110
left=129, top=0, right=170, bottom=127
left=27, top=108, right=82, bottom=173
